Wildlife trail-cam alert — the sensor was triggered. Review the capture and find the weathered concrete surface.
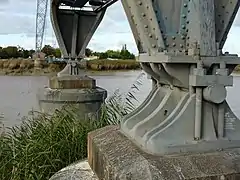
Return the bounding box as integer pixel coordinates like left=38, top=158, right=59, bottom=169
left=49, top=75, right=96, bottom=89
left=37, top=86, right=107, bottom=118
left=37, top=73, right=107, bottom=118
left=88, top=125, right=240, bottom=180
left=49, top=159, right=98, bottom=180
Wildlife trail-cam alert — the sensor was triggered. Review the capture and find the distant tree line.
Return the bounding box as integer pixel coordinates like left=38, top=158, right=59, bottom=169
left=85, top=44, right=135, bottom=60
left=0, top=45, right=61, bottom=59
left=0, top=44, right=135, bottom=60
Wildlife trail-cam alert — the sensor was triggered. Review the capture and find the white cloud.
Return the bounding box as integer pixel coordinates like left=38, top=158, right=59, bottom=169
left=0, top=0, right=239, bottom=56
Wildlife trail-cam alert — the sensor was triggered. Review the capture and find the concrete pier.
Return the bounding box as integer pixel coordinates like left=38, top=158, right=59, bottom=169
left=88, top=126, right=240, bottom=180
left=37, top=75, right=107, bottom=120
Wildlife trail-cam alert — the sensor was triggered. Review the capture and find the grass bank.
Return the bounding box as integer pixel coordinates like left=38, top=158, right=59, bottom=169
left=0, top=59, right=66, bottom=76
left=0, top=59, right=140, bottom=75
left=0, top=74, right=144, bottom=179
left=86, top=59, right=140, bottom=71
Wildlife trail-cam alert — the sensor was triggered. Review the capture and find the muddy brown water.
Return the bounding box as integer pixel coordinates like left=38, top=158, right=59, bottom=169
left=0, top=70, right=240, bottom=129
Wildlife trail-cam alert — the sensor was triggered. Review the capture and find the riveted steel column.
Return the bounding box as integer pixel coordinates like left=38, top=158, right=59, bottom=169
left=120, top=0, right=240, bottom=155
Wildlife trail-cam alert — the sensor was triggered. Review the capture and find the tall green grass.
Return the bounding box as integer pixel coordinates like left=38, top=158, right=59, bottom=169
left=0, top=72, right=145, bottom=180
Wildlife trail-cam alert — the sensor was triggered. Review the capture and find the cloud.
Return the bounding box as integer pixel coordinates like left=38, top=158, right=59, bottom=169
left=0, top=1, right=239, bottom=56
left=0, top=0, right=9, bottom=4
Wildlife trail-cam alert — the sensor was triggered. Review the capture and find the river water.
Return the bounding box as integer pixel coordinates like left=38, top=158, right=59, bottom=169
left=0, top=70, right=240, bottom=129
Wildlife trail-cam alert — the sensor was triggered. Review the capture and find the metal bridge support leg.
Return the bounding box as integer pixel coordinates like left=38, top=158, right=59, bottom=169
left=87, top=1, right=240, bottom=179
left=50, top=1, right=106, bottom=76
left=37, top=1, right=108, bottom=119
left=119, top=0, right=240, bottom=155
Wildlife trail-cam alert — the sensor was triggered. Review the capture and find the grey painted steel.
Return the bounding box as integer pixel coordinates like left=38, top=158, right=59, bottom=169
left=50, top=0, right=106, bottom=59
left=120, top=0, right=240, bottom=155
left=35, top=0, right=48, bottom=52
left=50, top=0, right=240, bottom=155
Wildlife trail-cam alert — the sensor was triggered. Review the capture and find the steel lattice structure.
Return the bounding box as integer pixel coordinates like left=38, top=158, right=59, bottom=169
left=35, top=0, right=48, bottom=52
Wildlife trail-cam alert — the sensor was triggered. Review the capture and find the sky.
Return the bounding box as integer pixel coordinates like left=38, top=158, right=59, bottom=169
left=0, top=0, right=239, bottom=55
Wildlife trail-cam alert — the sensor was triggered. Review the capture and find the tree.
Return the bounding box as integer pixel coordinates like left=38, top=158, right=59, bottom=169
left=41, top=45, right=55, bottom=56
left=99, top=52, right=108, bottom=59
left=55, top=48, right=62, bottom=58
left=2, top=46, right=19, bottom=58
left=120, top=44, right=135, bottom=59
left=85, top=48, right=92, bottom=57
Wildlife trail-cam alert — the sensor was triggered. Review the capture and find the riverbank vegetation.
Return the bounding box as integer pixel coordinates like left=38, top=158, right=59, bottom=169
left=0, top=73, right=144, bottom=180
left=0, top=58, right=140, bottom=75
left=0, top=44, right=135, bottom=60
left=0, top=44, right=140, bottom=75
left=87, top=59, right=140, bottom=70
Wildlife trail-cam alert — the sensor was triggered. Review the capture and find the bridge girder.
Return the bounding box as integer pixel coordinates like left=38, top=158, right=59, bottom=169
left=50, top=0, right=117, bottom=59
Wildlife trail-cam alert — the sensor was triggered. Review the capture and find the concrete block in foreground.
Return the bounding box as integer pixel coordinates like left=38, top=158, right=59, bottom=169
left=88, top=125, right=240, bottom=180
left=49, top=159, right=98, bottom=180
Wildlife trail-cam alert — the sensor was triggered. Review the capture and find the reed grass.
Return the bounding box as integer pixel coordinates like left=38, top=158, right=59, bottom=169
left=0, top=72, right=145, bottom=180
left=87, top=59, right=140, bottom=71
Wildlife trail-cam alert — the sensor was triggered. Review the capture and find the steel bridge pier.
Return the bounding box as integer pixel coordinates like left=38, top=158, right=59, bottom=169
left=87, top=1, right=240, bottom=179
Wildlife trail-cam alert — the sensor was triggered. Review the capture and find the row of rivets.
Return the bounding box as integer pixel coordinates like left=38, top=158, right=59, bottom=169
left=137, top=0, right=164, bottom=50
left=215, top=1, right=236, bottom=48
left=130, top=0, right=192, bottom=51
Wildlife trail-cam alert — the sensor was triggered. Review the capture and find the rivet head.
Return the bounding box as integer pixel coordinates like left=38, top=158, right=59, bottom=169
left=172, top=36, right=176, bottom=40
left=180, top=44, right=183, bottom=48
left=184, top=3, right=187, bottom=7
left=144, top=25, right=148, bottom=28
left=182, top=14, right=186, bottom=18
left=152, top=44, right=156, bottom=48
left=181, top=36, right=185, bottom=40
left=149, top=34, right=153, bottom=38
left=182, top=25, right=186, bottom=29
left=138, top=1, right=142, bottom=5
left=172, top=43, right=176, bottom=47
left=142, top=13, right=146, bottom=17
